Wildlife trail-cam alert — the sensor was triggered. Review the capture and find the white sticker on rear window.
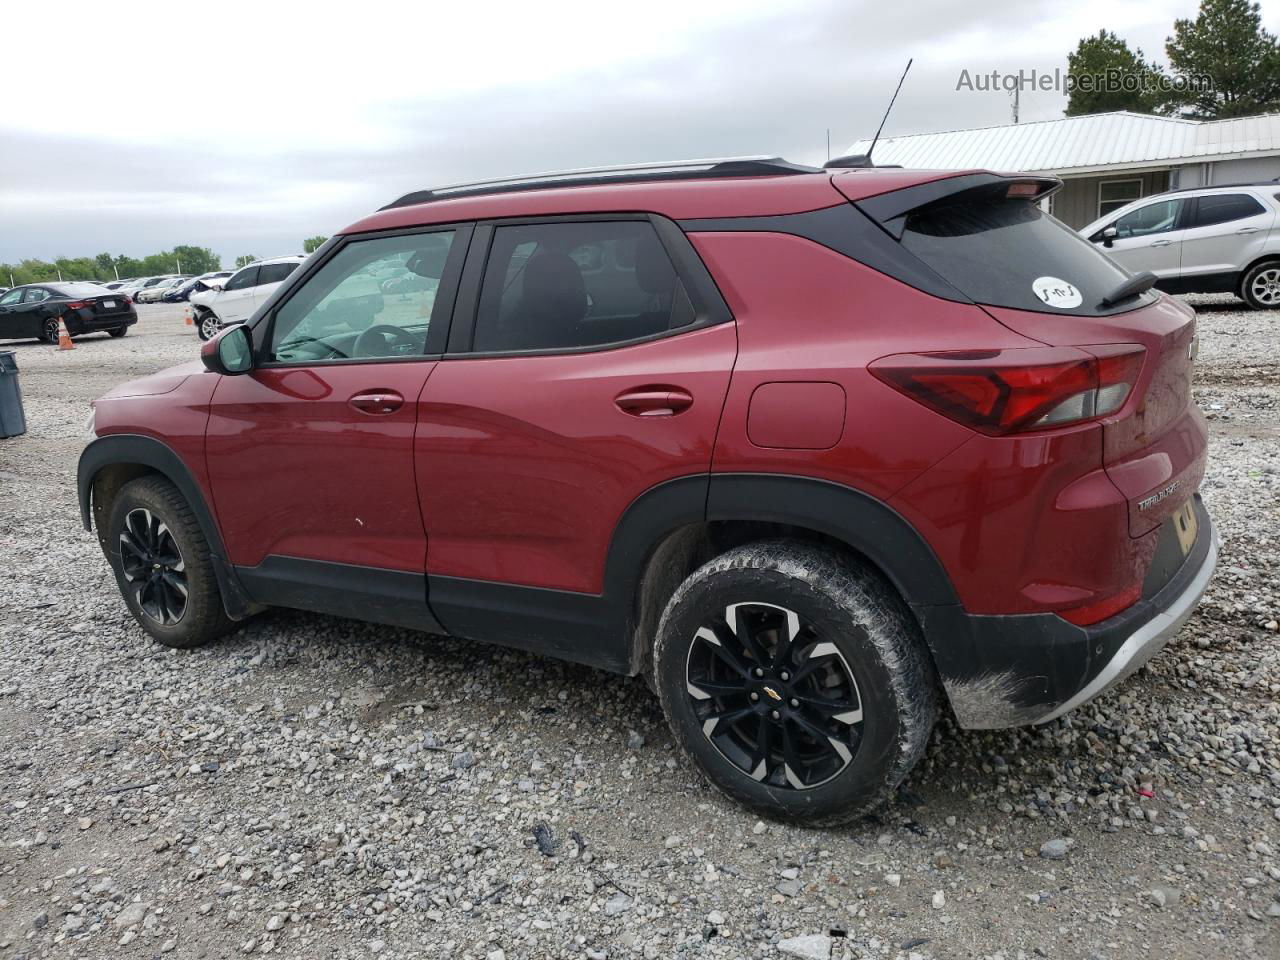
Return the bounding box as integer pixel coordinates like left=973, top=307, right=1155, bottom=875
left=1032, top=276, right=1082, bottom=309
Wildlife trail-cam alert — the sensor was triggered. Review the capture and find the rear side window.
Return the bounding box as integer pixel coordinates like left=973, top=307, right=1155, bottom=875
left=472, top=220, right=693, bottom=353
left=900, top=198, right=1136, bottom=315
left=258, top=262, right=298, bottom=285
left=224, top=266, right=259, bottom=291
left=1190, top=193, right=1265, bottom=228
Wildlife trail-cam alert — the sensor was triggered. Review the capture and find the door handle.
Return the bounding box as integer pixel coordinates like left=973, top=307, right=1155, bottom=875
left=1236, top=226, right=1261, bottom=234
left=614, top=386, right=694, bottom=417
left=349, top=389, right=404, bottom=415
left=1150, top=239, right=1174, bottom=247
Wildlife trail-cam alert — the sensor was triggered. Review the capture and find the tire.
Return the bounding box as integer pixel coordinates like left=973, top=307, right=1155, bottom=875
left=105, top=476, right=234, bottom=649
left=108, top=326, right=128, bottom=338
left=196, top=311, right=220, bottom=341
left=1240, top=260, right=1280, bottom=310
left=41, top=317, right=61, bottom=343
left=653, top=540, right=937, bottom=825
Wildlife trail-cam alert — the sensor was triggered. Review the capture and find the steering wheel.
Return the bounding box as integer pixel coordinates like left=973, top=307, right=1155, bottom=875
left=353, top=324, right=419, bottom=358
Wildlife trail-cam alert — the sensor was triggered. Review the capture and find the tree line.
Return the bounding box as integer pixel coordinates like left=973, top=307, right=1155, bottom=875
left=2, top=236, right=328, bottom=288
left=1067, top=0, right=1280, bottom=117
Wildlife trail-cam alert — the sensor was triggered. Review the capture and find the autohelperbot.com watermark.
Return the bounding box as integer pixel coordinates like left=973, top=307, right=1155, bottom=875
left=956, top=67, right=1213, bottom=96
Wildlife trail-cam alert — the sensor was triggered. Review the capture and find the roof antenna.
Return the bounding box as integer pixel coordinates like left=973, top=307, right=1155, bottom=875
left=825, top=57, right=913, bottom=170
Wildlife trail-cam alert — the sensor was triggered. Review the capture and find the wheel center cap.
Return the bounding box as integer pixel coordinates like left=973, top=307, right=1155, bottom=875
left=761, top=685, right=783, bottom=701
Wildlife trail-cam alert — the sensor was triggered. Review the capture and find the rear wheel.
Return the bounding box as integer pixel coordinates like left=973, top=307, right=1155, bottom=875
left=108, top=326, right=128, bottom=338
left=653, top=541, right=937, bottom=824
left=106, top=476, right=233, bottom=649
left=1241, top=260, right=1280, bottom=309
left=41, top=317, right=61, bottom=343
left=196, top=311, right=220, bottom=341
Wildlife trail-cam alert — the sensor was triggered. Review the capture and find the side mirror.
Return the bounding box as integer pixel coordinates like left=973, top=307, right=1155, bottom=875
left=1101, top=225, right=1118, bottom=248
left=201, top=324, right=253, bottom=375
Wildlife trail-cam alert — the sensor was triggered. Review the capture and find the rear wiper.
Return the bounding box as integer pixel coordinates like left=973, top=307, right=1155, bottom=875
left=1099, top=271, right=1157, bottom=308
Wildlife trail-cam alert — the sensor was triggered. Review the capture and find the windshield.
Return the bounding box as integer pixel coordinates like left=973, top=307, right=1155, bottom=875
left=900, top=198, right=1153, bottom=316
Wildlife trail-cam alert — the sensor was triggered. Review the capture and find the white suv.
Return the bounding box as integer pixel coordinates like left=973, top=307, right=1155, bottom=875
left=1081, top=182, right=1280, bottom=309
left=191, top=256, right=306, bottom=340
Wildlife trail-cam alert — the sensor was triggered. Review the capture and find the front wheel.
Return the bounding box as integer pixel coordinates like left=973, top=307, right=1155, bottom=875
left=106, top=476, right=234, bottom=648
left=653, top=541, right=937, bottom=825
left=1241, top=260, right=1280, bottom=310
left=196, top=311, right=220, bottom=341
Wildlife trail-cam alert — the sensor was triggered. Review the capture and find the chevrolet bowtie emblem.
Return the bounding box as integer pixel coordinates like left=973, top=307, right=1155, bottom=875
left=762, top=686, right=783, bottom=701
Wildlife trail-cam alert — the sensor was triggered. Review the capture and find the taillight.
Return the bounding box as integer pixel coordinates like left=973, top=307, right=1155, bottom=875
left=869, top=345, right=1145, bottom=436
left=65, top=300, right=88, bottom=310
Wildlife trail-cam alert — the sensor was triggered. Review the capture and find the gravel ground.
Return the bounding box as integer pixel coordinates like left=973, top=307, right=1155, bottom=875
left=0, top=298, right=1277, bottom=960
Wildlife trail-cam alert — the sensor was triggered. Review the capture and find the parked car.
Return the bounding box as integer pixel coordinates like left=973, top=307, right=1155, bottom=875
left=162, top=272, right=232, bottom=303
left=78, top=158, right=1213, bottom=823
left=0, top=281, right=137, bottom=342
left=103, top=280, right=132, bottom=291
left=1081, top=181, right=1280, bottom=308
left=135, top=277, right=186, bottom=303
left=189, top=257, right=305, bottom=340
left=122, top=275, right=182, bottom=301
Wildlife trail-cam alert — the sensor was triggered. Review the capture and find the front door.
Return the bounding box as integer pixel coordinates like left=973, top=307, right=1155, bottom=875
left=214, top=265, right=261, bottom=324
left=415, top=217, right=736, bottom=655
left=204, top=226, right=469, bottom=627
left=1095, top=197, right=1186, bottom=279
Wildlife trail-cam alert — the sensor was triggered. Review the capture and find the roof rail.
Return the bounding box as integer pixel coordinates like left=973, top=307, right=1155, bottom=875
left=1164, top=177, right=1280, bottom=195
left=379, top=156, right=821, bottom=210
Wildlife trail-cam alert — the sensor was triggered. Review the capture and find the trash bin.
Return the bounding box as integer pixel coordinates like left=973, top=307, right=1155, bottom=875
left=0, top=351, right=27, bottom=439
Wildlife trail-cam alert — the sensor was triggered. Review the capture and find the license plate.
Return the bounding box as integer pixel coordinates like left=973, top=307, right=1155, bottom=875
left=1173, top=499, right=1198, bottom=556
left=102, top=300, right=116, bottom=309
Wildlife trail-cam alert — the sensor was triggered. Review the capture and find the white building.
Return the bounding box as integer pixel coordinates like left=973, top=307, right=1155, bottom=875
left=847, top=111, right=1280, bottom=228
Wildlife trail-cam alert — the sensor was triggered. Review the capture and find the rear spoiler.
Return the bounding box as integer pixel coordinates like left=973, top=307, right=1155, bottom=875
left=857, top=173, right=1063, bottom=240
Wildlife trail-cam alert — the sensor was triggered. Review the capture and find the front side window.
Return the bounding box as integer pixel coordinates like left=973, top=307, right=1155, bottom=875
left=0, top=289, right=23, bottom=306
left=1109, top=198, right=1184, bottom=239
left=258, top=262, right=298, bottom=285
left=471, top=220, right=690, bottom=353
left=1098, top=179, right=1142, bottom=218
left=223, top=266, right=259, bottom=292
left=1190, top=193, right=1265, bottom=228
left=268, top=231, right=456, bottom=364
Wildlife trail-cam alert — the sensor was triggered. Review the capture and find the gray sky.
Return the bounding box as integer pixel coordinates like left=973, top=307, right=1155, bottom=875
left=1, top=0, right=1271, bottom=267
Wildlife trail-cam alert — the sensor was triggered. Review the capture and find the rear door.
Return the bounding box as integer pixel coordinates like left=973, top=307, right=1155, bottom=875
left=1178, top=192, right=1274, bottom=282
left=215, top=265, right=260, bottom=324
left=415, top=216, right=736, bottom=639
left=1090, top=197, right=1187, bottom=279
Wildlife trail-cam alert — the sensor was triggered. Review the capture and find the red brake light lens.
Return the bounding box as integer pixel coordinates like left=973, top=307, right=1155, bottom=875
left=869, top=346, right=1145, bottom=435
left=64, top=300, right=88, bottom=310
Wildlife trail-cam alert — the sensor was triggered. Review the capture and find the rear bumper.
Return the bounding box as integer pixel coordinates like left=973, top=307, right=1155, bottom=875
left=69, top=310, right=137, bottom=333
left=920, top=496, right=1216, bottom=729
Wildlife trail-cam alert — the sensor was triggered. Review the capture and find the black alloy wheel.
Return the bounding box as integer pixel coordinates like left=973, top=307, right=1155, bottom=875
left=685, top=601, right=863, bottom=790
left=118, top=507, right=188, bottom=625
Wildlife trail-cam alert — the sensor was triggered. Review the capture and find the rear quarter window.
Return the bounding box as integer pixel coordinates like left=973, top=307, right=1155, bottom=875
left=900, top=199, right=1146, bottom=316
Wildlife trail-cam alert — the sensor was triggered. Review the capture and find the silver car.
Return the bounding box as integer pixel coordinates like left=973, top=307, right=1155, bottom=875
left=1080, top=183, right=1280, bottom=309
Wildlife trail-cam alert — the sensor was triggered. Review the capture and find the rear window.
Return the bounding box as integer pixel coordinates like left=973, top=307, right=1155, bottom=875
left=899, top=198, right=1145, bottom=316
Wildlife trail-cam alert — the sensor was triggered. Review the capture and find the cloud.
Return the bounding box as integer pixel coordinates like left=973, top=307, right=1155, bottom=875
left=0, top=0, right=1261, bottom=264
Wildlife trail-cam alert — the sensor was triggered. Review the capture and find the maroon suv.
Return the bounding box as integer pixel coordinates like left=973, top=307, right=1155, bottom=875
left=78, top=158, right=1214, bottom=823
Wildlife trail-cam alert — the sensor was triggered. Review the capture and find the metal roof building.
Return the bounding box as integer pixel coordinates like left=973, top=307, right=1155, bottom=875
left=848, top=111, right=1280, bottom=228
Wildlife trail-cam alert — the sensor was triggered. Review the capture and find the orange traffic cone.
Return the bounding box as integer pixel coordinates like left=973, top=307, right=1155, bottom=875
left=56, top=316, right=74, bottom=351
left=183, top=307, right=193, bottom=326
